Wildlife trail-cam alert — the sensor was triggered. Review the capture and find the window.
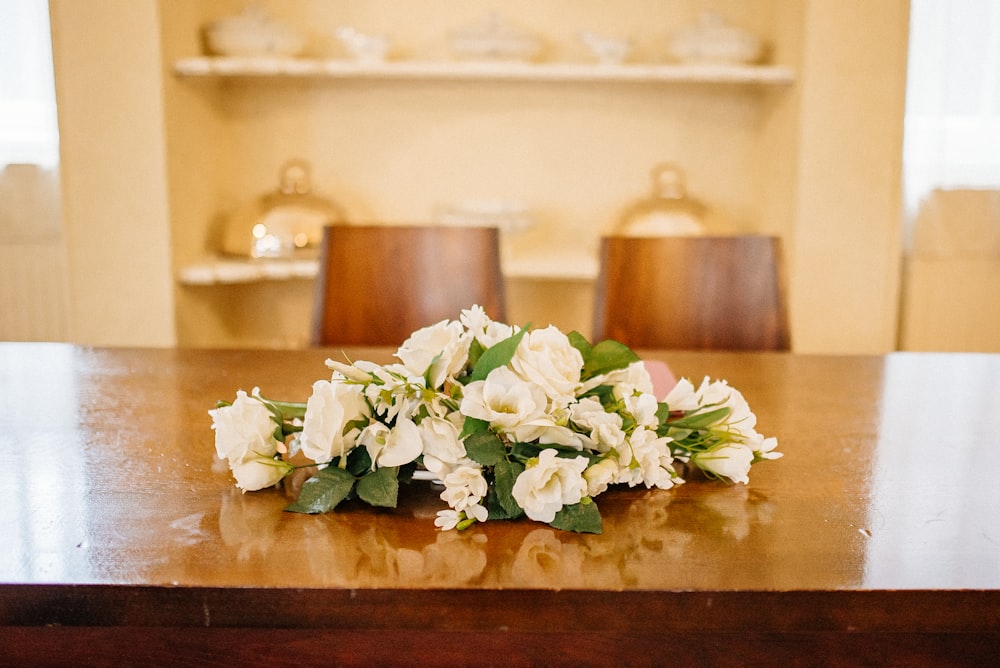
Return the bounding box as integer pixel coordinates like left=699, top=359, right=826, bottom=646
left=0, top=0, right=59, bottom=167
left=903, top=0, right=1000, bottom=216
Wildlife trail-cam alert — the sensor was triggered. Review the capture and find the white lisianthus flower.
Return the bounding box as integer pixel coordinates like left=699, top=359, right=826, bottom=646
left=622, top=389, right=660, bottom=429
left=210, top=388, right=278, bottom=464
left=460, top=366, right=548, bottom=431
left=325, top=358, right=372, bottom=383
left=752, top=435, right=782, bottom=460
left=229, top=455, right=293, bottom=492
left=696, top=378, right=757, bottom=436
left=664, top=377, right=700, bottom=412
left=440, top=464, right=489, bottom=517
left=693, top=443, right=754, bottom=484
left=419, top=417, right=467, bottom=476
left=581, top=360, right=656, bottom=397
left=434, top=509, right=463, bottom=530
left=460, top=305, right=516, bottom=348
left=583, top=457, right=620, bottom=497
left=396, top=318, right=470, bottom=389
left=512, top=449, right=589, bottom=523
left=354, top=361, right=424, bottom=421
left=510, top=325, right=583, bottom=408
left=570, top=397, right=626, bottom=453
left=513, top=418, right=586, bottom=450
left=299, top=379, right=370, bottom=464
left=358, top=417, right=424, bottom=468
left=628, top=427, right=679, bottom=490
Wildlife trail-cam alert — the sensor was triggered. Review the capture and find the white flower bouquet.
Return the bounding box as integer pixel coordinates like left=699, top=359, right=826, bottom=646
left=211, top=306, right=780, bottom=534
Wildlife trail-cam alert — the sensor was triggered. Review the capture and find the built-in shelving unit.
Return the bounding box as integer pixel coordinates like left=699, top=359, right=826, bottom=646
left=173, top=55, right=791, bottom=287
left=173, top=56, right=795, bottom=85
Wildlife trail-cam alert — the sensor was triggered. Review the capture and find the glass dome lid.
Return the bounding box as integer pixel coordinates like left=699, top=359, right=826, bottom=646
left=221, top=159, right=345, bottom=260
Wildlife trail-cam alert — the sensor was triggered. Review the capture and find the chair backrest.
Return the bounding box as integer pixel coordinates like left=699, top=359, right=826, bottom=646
left=311, top=224, right=506, bottom=346
left=593, top=235, right=790, bottom=351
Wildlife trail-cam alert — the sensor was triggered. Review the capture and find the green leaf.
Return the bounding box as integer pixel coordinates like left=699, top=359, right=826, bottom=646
left=464, top=430, right=506, bottom=466
left=567, top=330, right=592, bottom=359
left=346, top=446, right=373, bottom=477
left=458, top=415, right=490, bottom=440
left=509, top=440, right=543, bottom=463
left=356, top=466, right=399, bottom=508
left=550, top=498, right=603, bottom=534
left=493, top=458, right=525, bottom=517
left=669, top=406, right=730, bottom=430
left=582, top=339, right=640, bottom=380
left=284, top=466, right=355, bottom=514
left=266, top=399, right=307, bottom=421
left=465, top=338, right=486, bottom=373
left=468, top=327, right=529, bottom=382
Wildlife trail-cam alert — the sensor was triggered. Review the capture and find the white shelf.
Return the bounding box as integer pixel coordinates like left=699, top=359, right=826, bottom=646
left=178, top=254, right=598, bottom=286
left=178, top=258, right=320, bottom=286
left=174, top=56, right=795, bottom=86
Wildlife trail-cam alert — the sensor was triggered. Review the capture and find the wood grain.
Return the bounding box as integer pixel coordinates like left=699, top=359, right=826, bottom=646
left=593, top=235, right=790, bottom=350
left=1, top=344, right=998, bottom=664
left=311, top=224, right=506, bottom=345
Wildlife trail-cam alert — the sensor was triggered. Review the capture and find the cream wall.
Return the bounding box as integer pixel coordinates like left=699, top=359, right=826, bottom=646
left=48, top=0, right=909, bottom=352
left=49, top=0, right=176, bottom=347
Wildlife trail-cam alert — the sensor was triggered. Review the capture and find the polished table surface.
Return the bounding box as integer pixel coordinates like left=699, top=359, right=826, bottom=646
left=1, top=343, right=998, bottom=665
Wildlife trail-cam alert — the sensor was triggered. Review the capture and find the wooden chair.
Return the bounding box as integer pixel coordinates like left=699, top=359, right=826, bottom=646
left=593, top=235, right=790, bottom=351
left=311, top=224, right=506, bottom=346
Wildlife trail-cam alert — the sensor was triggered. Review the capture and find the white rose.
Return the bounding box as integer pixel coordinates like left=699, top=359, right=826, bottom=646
left=299, top=379, right=370, bottom=464
left=692, top=443, right=754, bottom=484
left=395, top=319, right=470, bottom=388
left=229, top=455, right=293, bottom=492
left=459, top=366, right=548, bottom=431
left=210, top=389, right=279, bottom=463
left=358, top=417, right=423, bottom=468
left=511, top=449, right=589, bottom=523
left=509, top=326, right=583, bottom=407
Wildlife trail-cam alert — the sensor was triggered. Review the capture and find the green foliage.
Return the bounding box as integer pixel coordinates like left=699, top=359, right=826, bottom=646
left=581, top=339, right=641, bottom=380
left=346, top=446, right=373, bottom=477
left=492, top=458, right=525, bottom=518
left=550, top=497, right=603, bottom=534
left=668, top=406, right=730, bottom=430
left=567, top=330, right=592, bottom=358
left=356, top=466, right=399, bottom=508
left=458, top=416, right=491, bottom=440
left=468, top=327, right=528, bottom=382
left=465, top=338, right=486, bottom=373
left=464, top=430, right=506, bottom=466
left=285, top=466, right=355, bottom=514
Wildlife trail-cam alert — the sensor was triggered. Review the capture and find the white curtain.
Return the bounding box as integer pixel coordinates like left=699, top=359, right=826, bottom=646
left=0, top=0, right=59, bottom=168
left=903, top=0, right=1000, bottom=220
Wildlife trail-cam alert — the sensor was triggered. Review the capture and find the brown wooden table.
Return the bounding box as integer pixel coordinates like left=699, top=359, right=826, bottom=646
left=1, top=344, right=998, bottom=666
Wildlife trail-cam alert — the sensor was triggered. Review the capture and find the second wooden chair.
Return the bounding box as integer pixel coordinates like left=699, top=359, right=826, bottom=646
left=593, top=235, right=790, bottom=351
left=311, top=224, right=506, bottom=347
